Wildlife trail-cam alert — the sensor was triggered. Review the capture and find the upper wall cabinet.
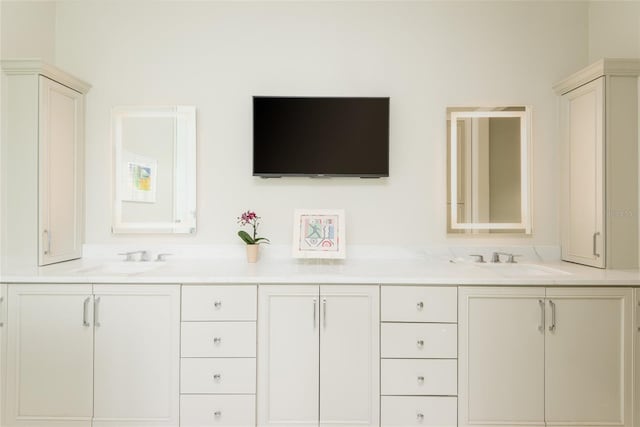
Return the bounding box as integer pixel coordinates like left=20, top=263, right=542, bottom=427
left=447, top=106, right=532, bottom=234
left=554, top=58, right=640, bottom=269
left=111, top=106, right=196, bottom=234
left=1, top=60, right=91, bottom=267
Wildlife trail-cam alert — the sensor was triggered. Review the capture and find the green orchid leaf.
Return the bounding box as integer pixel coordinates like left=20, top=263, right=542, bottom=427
left=238, top=230, right=255, bottom=244
left=254, top=237, right=271, bottom=244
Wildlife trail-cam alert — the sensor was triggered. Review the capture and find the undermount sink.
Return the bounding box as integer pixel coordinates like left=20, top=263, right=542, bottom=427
left=473, top=263, right=571, bottom=277
left=71, top=262, right=164, bottom=275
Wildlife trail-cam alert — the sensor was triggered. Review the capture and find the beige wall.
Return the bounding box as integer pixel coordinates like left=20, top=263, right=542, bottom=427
left=588, top=1, right=640, bottom=62
left=1, top=1, right=56, bottom=63
left=3, top=1, right=593, bottom=246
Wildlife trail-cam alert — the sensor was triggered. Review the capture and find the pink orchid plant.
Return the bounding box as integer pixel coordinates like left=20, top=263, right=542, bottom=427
left=237, top=210, right=270, bottom=245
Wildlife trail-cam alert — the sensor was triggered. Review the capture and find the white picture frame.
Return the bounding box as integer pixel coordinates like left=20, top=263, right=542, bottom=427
left=292, top=209, right=346, bottom=259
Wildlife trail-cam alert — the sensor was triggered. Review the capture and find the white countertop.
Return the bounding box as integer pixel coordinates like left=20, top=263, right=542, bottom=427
left=3, top=248, right=640, bottom=286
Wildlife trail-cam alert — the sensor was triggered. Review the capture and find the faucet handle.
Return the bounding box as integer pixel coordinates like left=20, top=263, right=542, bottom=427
left=155, top=253, right=173, bottom=262
left=505, top=254, right=522, bottom=264
left=469, top=254, right=485, bottom=263
left=118, top=252, right=138, bottom=262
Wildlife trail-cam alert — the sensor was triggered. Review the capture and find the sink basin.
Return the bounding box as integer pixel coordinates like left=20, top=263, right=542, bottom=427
left=473, top=263, right=571, bottom=277
left=71, top=262, right=163, bottom=275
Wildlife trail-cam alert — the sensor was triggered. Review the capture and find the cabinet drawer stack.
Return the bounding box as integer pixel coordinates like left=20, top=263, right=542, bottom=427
left=180, top=285, right=257, bottom=427
left=380, top=286, right=458, bottom=427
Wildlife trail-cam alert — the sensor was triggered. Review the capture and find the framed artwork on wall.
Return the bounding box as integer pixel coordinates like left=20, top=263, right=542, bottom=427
left=292, top=209, right=346, bottom=259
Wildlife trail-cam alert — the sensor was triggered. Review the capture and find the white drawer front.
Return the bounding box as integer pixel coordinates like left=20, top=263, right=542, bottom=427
left=381, top=323, right=457, bottom=358
left=181, top=394, right=256, bottom=427
left=381, top=359, right=457, bottom=396
left=382, top=286, right=457, bottom=323
left=182, top=322, right=256, bottom=357
left=181, top=358, right=256, bottom=394
left=381, top=396, right=457, bottom=427
left=182, top=285, right=257, bottom=321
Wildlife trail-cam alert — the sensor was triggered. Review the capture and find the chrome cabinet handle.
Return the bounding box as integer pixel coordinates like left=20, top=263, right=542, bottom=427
left=417, top=412, right=425, bottom=421
left=538, top=299, right=545, bottom=332
left=417, top=339, right=424, bottom=348
left=322, top=298, right=327, bottom=328
left=214, top=411, right=222, bottom=418
left=83, top=297, right=91, bottom=327
left=0, top=296, right=4, bottom=327
left=94, top=297, right=101, bottom=327
left=313, top=298, right=317, bottom=328
left=548, top=300, right=556, bottom=332
left=417, top=375, right=425, bottom=384
left=213, top=300, right=222, bottom=309
left=593, top=232, right=601, bottom=258
left=213, top=374, right=222, bottom=381
left=42, top=229, right=51, bottom=255
left=416, top=301, right=424, bottom=310
left=213, top=337, right=222, bottom=344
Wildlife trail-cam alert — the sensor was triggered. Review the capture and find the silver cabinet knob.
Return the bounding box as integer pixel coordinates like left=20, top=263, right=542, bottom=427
left=417, top=412, right=425, bottom=421
left=214, top=410, right=222, bottom=418
left=417, top=375, right=425, bottom=384
left=416, top=339, right=424, bottom=348
left=213, top=374, right=222, bottom=381
left=213, top=337, right=222, bottom=344
left=416, top=301, right=424, bottom=310
left=214, top=300, right=222, bottom=309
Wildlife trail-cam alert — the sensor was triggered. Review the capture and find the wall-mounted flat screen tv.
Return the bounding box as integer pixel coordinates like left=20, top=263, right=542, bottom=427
left=253, top=96, right=389, bottom=177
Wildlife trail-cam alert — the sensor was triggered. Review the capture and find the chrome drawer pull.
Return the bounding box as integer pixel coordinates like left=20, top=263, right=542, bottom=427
left=417, top=412, right=425, bottom=422
left=548, top=300, right=556, bottom=332
left=416, top=301, right=424, bottom=310
left=538, top=299, right=545, bottom=332
left=94, top=297, right=101, bottom=327
left=416, top=339, right=424, bottom=348
left=313, top=298, right=317, bottom=329
left=213, top=337, right=222, bottom=344
left=213, top=374, right=222, bottom=382
left=0, top=296, right=4, bottom=327
left=213, top=300, right=222, bottom=309
left=82, top=297, right=91, bottom=327
left=593, top=231, right=601, bottom=258
left=214, top=410, right=222, bottom=418
left=417, top=375, right=425, bottom=384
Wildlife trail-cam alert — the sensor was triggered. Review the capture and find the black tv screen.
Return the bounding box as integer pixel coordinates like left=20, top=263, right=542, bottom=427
left=253, top=97, right=389, bottom=177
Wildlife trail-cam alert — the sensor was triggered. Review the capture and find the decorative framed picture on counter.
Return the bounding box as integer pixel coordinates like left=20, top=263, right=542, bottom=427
left=292, top=209, right=346, bottom=259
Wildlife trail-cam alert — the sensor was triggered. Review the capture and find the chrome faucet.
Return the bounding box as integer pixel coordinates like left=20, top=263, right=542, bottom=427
left=118, top=250, right=150, bottom=262
left=491, top=252, right=521, bottom=263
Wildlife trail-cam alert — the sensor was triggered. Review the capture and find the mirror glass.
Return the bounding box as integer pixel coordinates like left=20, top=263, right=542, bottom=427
left=112, top=106, right=196, bottom=234
left=447, top=106, right=531, bottom=234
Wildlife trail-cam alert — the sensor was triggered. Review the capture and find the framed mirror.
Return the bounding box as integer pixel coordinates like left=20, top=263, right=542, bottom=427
left=112, top=105, right=196, bottom=234
left=447, top=106, right=531, bottom=234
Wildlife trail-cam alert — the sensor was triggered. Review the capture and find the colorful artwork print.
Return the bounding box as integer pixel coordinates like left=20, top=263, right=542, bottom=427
left=300, top=215, right=339, bottom=252
left=130, top=163, right=152, bottom=192
left=121, top=153, right=157, bottom=203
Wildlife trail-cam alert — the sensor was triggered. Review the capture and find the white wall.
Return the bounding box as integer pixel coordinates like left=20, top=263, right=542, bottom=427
left=21, top=1, right=589, bottom=247
left=588, top=1, right=640, bottom=62
left=1, top=1, right=56, bottom=63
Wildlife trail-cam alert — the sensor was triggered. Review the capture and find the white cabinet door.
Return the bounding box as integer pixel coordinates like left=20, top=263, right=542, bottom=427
left=319, top=285, right=379, bottom=427
left=38, top=76, right=84, bottom=266
left=458, top=287, right=545, bottom=427
left=635, top=289, right=640, bottom=427
left=92, top=285, right=180, bottom=427
left=258, top=285, right=320, bottom=427
left=0, top=283, right=6, bottom=426
left=545, top=288, right=632, bottom=427
left=560, top=77, right=605, bottom=268
left=5, top=284, right=93, bottom=427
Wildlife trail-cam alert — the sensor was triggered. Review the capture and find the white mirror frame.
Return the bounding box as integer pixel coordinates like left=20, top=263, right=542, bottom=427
left=449, top=108, right=532, bottom=233
left=112, top=105, right=197, bottom=234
